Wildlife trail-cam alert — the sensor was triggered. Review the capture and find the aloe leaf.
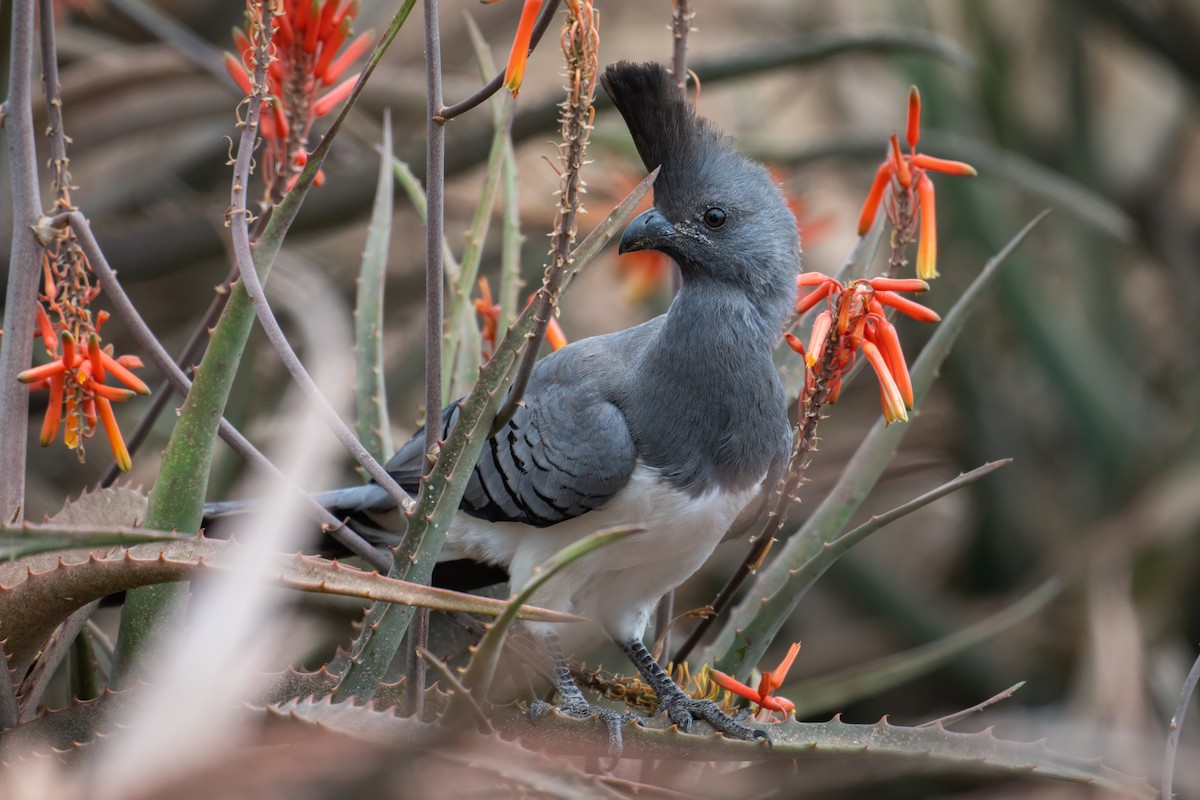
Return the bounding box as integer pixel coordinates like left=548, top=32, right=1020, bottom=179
left=332, top=170, right=657, bottom=705
left=0, top=526, right=179, bottom=562
left=705, top=211, right=1051, bottom=675
left=745, top=459, right=1012, bottom=651
left=449, top=526, right=639, bottom=719
left=782, top=579, right=1059, bottom=717
left=353, top=112, right=395, bottom=465
left=259, top=698, right=1155, bottom=798
left=263, top=698, right=627, bottom=799
left=443, top=97, right=514, bottom=402
left=0, top=537, right=579, bottom=680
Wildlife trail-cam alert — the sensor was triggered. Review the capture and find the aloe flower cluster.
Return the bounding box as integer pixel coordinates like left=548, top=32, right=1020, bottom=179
left=20, top=257, right=149, bottom=472
left=857, top=87, right=976, bottom=279
left=224, top=0, right=372, bottom=199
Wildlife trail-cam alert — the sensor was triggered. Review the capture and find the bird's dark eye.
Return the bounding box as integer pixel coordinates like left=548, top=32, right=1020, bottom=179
left=702, top=207, right=727, bottom=228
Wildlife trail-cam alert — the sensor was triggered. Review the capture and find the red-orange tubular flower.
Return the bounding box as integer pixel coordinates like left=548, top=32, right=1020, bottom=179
left=502, top=0, right=543, bottom=96
left=474, top=278, right=567, bottom=360
left=856, top=87, right=977, bottom=280
left=794, top=272, right=940, bottom=424
left=19, top=321, right=147, bottom=471
left=709, top=643, right=801, bottom=722
left=224, top=0, right=372, bottom=198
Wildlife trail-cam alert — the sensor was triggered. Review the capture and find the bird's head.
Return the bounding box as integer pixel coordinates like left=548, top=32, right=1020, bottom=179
left=602, top=61, right=801, bottom=316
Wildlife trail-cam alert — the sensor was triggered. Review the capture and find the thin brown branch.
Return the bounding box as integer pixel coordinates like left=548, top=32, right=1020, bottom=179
left=46, top=211, right=391, bottom=573
left=0, top=0, right=46, bottom=523
left=435, top=0, right=563, bottom=123
left=407, top=0, right=448, bottom=723
left=225, top=16, right=414, bottom=519
left=422, top=0, right=445, bottom=472
left=491, top=1, right=599, bottom=435
left=670, top=0, right=693, bottom=94
left=918, top=681, right=1025, bottom=730
left=39, top=0, right=70, bottom=212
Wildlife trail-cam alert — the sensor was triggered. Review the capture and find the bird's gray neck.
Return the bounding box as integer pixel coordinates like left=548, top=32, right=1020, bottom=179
left=662, top=276, right=791, bottom=350
left=622, top=278, right=790, bottom=495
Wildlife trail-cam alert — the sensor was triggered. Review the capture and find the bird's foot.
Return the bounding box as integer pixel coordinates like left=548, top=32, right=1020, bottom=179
left=529, top=698, right=639, bottom=767
left=657, top=693, right=771, bottom=744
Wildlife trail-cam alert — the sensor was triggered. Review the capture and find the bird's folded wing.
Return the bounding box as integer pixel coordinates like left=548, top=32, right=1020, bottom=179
left=385, top=352, right=639, bottom=529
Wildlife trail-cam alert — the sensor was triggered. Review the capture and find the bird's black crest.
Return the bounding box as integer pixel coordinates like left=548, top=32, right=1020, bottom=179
left=601, top=61, right=732, bottom=203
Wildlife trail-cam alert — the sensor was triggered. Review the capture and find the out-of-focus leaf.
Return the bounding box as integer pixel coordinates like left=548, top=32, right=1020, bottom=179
left=782, top=579, right=1059, bottom=717
left=0, top=537, right=581, bottom=679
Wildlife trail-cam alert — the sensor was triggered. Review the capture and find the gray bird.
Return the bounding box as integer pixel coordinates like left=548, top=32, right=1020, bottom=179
left=209, top=61, right=800, bottom=753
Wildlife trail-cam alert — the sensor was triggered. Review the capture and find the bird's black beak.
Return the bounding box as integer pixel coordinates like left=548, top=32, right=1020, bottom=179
left=619, top=208, right=675, bottom=254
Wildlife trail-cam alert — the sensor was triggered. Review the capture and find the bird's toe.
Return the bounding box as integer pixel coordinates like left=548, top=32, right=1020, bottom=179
left=661, top=695, right=767, bottom=742
left=530, top=698, right=637, bottom=767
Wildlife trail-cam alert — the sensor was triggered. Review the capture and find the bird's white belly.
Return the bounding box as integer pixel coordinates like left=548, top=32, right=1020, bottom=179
left=442, top=464, right=763, bottom=645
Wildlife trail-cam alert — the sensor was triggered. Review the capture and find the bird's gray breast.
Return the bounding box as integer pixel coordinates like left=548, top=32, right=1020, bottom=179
left=618, top=293, right=789, bottom=497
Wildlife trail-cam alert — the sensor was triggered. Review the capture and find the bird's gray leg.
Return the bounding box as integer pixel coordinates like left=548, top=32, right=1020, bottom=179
left=620, top=639, right=769, bottom=743
left=528, top=634, right=637, bottom=761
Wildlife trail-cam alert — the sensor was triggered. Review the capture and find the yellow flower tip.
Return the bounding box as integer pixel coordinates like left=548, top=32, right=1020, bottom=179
left=915, top=173, right=938, bottom=281
left=916, top=253, right=939, bottom=282
left=96, top=397, right=131, bottom=471
left=806, top=310, right=833, bottom=367
left=862, top=341, right=909, bottom=424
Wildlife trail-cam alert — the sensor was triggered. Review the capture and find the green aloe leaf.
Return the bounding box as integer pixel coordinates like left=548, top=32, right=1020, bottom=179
left=263, top=698, right=1155, bottom=798
left=0, top=526, right=178, bottom=562
left=443, top=96, right=513, bottom=402
left=353, top=112, right=396, bottom=465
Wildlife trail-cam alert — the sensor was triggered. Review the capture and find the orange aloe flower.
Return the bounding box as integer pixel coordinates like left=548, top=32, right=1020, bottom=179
left=709, top=642, right=801, bottom=722
left=856, top=87, right=976, bottom=280
left=474, top=277, right=567, bottom=360
left=19, top=319, right=147, bottom=471
left=790, top=273, right=939, bottom=424
left=498, top=0, right=543, bottom=96
left=224, top=0, right=373, bottom=198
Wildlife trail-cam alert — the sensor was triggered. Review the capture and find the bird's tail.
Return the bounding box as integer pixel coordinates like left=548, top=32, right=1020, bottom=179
left=202, top=483, right=396, bottom=522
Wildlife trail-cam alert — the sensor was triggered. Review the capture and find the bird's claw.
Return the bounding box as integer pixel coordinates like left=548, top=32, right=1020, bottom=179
left=529, top=699, right=639, bottom=769
left=658, top=695, right=769, bottom=743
